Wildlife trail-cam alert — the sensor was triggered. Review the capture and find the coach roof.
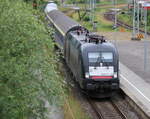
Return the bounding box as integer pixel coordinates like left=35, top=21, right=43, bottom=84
left=47, top=10, right=80, bottom=36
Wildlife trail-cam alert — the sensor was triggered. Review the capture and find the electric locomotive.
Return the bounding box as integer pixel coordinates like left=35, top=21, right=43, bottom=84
left=45, top=6, right=119, bottom=97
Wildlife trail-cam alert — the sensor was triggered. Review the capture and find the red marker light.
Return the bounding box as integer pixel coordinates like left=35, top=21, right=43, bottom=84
left=91, top=76, right=112, bottom=79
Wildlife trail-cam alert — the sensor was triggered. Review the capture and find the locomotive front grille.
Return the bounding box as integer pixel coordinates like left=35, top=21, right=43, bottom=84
left=86, top=81, right=119, bottom=91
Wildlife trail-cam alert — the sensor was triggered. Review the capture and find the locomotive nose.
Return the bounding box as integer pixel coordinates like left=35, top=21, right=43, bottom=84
left=86, top=81, right=119, bottom=91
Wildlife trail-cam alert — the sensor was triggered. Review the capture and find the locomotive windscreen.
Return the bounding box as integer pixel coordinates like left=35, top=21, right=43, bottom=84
left=88, top=52, right=113, bottom=63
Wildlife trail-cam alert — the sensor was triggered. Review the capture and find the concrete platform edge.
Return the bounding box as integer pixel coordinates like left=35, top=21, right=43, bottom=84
left=120, top=62, right=150, bottom=118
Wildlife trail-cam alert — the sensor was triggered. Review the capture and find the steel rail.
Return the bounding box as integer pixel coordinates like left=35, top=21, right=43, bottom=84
left=87, top=97, right=128, bottom=119
left=110, top=100, right=127, bottom=119
left=104, top=12, right=150, bottom=35
left=87, top=98, right=104, bottom=119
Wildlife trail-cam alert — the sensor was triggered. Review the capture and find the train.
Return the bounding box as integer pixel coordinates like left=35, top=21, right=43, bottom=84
left=45, top=3, right=119, bottom=98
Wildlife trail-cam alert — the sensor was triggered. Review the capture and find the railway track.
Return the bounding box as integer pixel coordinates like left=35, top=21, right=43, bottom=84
left=60, top=59, right=146, bottom=119
left=104, top=12, right=150, bottom=35
left=88, top=98, right=127, bottom=119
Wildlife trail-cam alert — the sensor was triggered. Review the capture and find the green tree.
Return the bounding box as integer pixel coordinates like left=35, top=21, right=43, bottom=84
left=0, top=0, right=63, bottom=118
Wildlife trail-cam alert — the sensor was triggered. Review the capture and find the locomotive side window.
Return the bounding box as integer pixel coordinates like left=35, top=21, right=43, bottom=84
left=101, top=52, right=113, bottom=62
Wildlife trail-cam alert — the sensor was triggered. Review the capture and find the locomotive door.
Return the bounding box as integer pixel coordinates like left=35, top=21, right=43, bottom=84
left=66, top=35, right=71, bottom=64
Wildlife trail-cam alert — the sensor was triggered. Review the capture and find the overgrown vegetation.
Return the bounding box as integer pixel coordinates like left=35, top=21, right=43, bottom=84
left=67, top=8, right=114, bottom=31
left=0, top=0, right=64, bottom=118
left=64, top=94, right=90, bottom=119
left=65, top=0, right=127, bottom=5
left=118, top=13, right=132, bottom=25
left=118, top=10, right=150, bottom=32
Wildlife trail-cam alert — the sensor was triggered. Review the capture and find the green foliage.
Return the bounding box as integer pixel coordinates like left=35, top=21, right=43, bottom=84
left=0, top=0, right=64, bottom=118
left=83, top=15, right=90, bottom=22
left=66, top=0, right=86, bottom=4
left=118, top=13, right=132, bottom=25
left=65, top=0, right=126, bottom=4
left=148, top=11, right=150, bottom=27
left=118, top=10, right=150, bottom=32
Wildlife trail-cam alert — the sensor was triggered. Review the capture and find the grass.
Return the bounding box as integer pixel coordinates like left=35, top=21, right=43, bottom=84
left=57, top=62, right=90, bottom=119
left=64, top=93, right=90, bottom=119
left=66, top=0, right=128, bottom=6
left=95, top=8, right=114, bottom=32
left=97, top=0, right=127, bottom=5
left=66, top=7, right=115, bottom=32
left=118, top=13, right=132, bottom=25
left=61, top=0, right=132, bottom=32
left=62, top=3, right=136, bottom=33
left=118, top=12, right=150, bottom=32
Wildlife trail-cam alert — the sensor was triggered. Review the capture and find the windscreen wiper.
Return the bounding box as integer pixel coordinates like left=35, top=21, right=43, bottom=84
left=94, top=55, right=101, bottom=69
left=101, top=57, right=109, bottom=69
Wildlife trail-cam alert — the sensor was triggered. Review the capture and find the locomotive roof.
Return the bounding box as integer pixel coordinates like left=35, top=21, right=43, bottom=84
left=81, top=43, right=117, bottom=54
left=82, top=42, right=116, bottom=51
left=71, top=32, right=117, bottom=52
left=47, top=10, right=80, bottom=36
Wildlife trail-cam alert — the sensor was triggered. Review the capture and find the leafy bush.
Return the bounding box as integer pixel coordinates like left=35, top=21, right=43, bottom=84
left=148, top=11, right=150, bottom=26
left=0, top=0, right=64, bottom=118
left=66, top=0, right=85, bottom=4
left=83, top=15, right=90, bottom=21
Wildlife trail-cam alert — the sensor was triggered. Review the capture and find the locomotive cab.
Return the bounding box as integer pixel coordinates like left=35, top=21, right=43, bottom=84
left=46, top=8, right=119, bottom=98
left=80, top=35, right=119, bottom=94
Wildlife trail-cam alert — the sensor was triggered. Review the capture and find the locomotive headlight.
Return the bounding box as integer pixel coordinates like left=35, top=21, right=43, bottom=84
left=85, top=72, right=89, bottom=78
left=114, top=72, right=117, bottom=78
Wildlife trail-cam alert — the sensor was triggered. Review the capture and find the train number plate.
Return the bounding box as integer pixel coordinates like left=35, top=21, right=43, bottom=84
left=89, top=66, right=114, bottom=76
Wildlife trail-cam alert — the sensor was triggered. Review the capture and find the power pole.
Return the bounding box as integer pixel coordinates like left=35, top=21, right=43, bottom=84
left=132, top=0, right=136, bottom=40
left=144, top=8, right=147, bottom=71
left=92, top=0, right=95, bottom=23
left=132, top=0, right=141, bottom=40
left=114, top=0, right=117, bottom=28
left=137, top=1, right=140, bottom=34
left=142, top=2, right=150, bottom=71
left=112, top=0, right=120, bottom=29
left=89, top=0, right=94, bottom=23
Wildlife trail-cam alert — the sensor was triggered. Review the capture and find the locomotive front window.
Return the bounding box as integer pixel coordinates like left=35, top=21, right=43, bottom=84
left=88, top=52, right=113, bottom=63
left=88, top=52, right=100, bottom=63
left=101, top=52, right=113, bottom=62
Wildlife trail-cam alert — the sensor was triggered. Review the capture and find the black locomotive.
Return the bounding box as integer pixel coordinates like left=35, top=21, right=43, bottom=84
left=45, top=6, right=119, bottom=98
